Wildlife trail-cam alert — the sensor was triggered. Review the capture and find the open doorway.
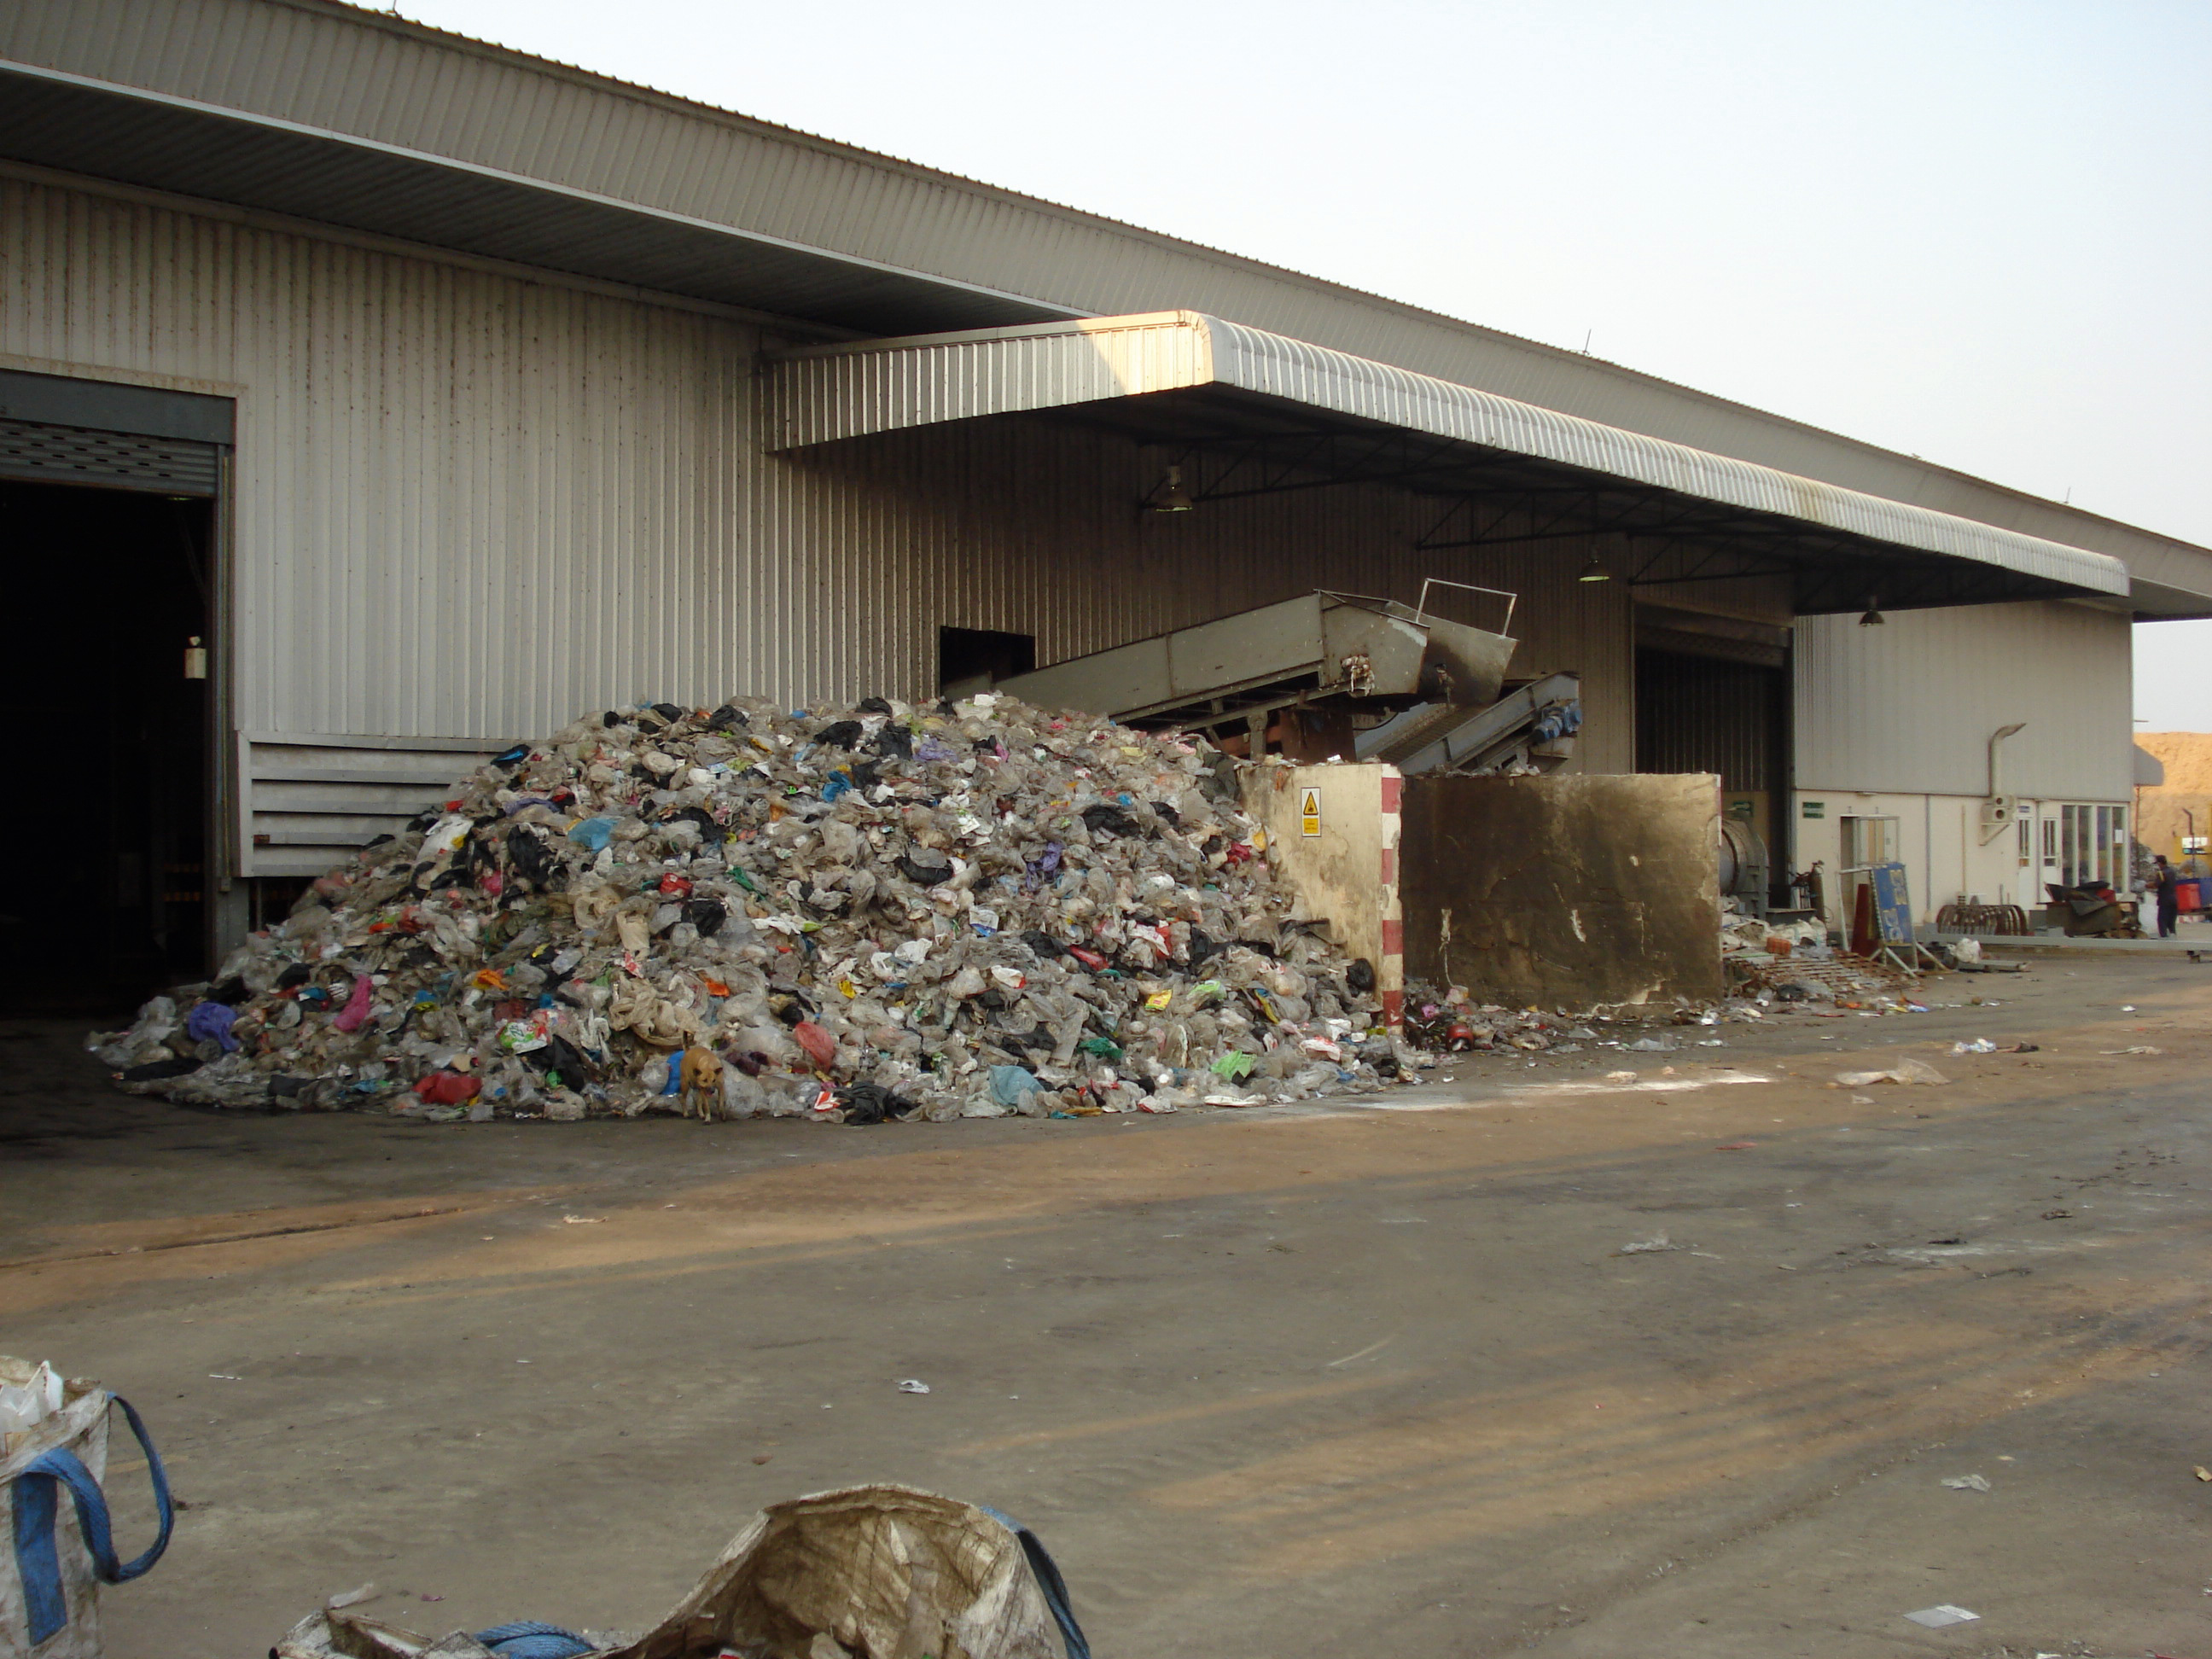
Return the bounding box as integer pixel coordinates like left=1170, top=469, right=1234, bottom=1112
left=1, top=480, right=212, bottom=1013
left=938, top=626, right=1035, bottom=696
left=1636, top=637, right=1792, bottom=908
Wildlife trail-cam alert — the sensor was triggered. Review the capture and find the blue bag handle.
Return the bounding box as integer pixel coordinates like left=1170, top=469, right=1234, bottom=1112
left=471, top=1621, right=596, bottom=1658
left=980, top=1505, right=1090, bottom=1659
left=9, top=1394, right=173, bottom=1645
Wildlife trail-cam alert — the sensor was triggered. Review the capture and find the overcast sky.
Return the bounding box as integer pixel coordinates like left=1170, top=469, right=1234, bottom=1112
left=401, top=0, right=2212, bottom=727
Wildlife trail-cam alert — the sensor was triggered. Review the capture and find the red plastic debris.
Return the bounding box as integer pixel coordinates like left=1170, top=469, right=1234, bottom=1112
left=413, top=1070, right=480, bottom=1105
left=792, top=1020, right=838, bottom=1070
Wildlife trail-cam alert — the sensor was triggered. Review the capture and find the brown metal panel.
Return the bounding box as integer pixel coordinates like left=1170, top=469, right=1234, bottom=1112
left=1400, top=772, right=1724, bottom=1008
left=1637, top=651, right=1777, bottom=789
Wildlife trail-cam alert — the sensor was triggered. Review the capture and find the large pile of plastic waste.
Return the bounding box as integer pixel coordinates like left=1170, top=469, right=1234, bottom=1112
left=90, top=695, right=1399, bottom=1123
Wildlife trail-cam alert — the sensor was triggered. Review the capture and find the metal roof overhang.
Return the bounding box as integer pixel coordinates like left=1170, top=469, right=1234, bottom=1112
left=0, top=60, right=1078, bottom=336
left=765, top=313, right=2133, bottom=615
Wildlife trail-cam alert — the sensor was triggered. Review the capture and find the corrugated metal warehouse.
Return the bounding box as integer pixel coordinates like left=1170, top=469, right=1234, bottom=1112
left=3, top=0, right=2206, bottom=998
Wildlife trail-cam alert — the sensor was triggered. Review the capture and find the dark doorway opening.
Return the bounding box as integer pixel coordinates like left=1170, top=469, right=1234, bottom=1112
left=938, top=626, right=1035, bottom=695
left=1636, top=644, right=1792, bottom=905
left=2, top=480, right=212, bottom=1015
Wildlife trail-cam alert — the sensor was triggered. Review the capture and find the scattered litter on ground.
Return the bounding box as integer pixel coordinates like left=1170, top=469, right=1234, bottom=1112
left=1715, top=1141, right=1758, bottom=1151
left=1614, top=1234, right=1684, bottom=1255
left=1941, top=1474, right=1992, bottom=1492
left=562, top=1214, right=605, bottom=1225
left=1901, top=1604, right=1980, bottom=1628
left=1834, top=1058, right=1950, bottom=1087
left=324, top=1584, right=378, bottom=1610
left=896, top=1379, right=931, bottom=1394
left=2194, top=1465, right=2211, bottom=1482
left=2100, top=1045, right=2162, bottom=1056
left=93, top=696, right=1409, bottom=1122
left=1952, top=1039, right=1998, bottom=1055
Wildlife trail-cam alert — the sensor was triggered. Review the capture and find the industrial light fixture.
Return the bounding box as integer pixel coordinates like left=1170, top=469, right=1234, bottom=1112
left=1147, top=464, right=1195, bottom=513
left=1575, top=554, right=1612, bottom=583
left=1858, top=596, right=1885, bottom=626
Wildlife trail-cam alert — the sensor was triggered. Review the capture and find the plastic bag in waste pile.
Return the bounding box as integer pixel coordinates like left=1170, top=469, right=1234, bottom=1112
left=271, top=1484, right=1086, bottom=1659
left=91, top=695, right=1394, bottom=1121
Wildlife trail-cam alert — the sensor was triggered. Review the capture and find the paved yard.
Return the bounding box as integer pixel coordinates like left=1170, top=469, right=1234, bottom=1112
left=4, top=952, right=2209, bottom=1657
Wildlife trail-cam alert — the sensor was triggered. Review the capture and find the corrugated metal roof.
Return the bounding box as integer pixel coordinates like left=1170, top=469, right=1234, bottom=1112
left=5, top=0, right=2208, bottom=610
left=0, top=60, right=1078, bottom=335
left=766, top=313, right=2130, bottom=609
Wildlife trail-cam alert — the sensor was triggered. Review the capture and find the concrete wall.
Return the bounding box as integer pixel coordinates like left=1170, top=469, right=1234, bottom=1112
left=1400, top=773, right=1723, bottom=1009
left=1243, top=762, right=1404, bottom=1022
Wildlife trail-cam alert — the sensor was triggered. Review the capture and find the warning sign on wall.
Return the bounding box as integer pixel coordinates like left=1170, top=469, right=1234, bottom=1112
left=1299, top=787, right=1323, bottom=837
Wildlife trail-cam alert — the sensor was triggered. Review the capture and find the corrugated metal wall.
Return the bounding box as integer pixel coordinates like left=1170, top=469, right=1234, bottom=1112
left=0, top=174, right=755, bottom=742
left=1794, top=600, right=2133, bottom=800
left=1636, top=652, right=1775, bottom=789
left=1, top=172, right=1637, bottom=871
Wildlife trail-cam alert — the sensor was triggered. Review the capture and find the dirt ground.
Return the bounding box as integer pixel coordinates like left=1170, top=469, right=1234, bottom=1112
left=6, top=951, right=2212, bottom=1658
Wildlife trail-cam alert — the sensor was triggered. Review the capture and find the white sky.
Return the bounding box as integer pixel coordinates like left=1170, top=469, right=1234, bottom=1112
left=400, top=0, right=2212, bottom=726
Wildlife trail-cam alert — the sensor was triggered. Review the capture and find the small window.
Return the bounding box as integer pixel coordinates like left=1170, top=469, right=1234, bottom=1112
left=938, top=626, right=1035, bottom=696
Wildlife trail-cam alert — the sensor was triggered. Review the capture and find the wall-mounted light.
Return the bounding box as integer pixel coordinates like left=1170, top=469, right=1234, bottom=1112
left=1858, top=597, right=1885, bottom=626
left=1147, top=464, right=1195, bottom=513
left=1575, top=555, right=1611, bottom=583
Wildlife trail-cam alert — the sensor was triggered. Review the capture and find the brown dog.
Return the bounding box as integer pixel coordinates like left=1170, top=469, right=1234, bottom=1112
left=678, top=1045, right=724, bottom=1121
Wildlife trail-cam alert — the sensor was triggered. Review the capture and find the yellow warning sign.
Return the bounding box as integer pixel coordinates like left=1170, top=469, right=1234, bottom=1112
left=1299, top=787, right=1323, bottom=837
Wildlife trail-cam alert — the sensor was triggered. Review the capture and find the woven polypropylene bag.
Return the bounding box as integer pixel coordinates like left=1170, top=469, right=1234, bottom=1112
left=274, top=1484, right=1086, bottom=1659
left=1, top=1360, right=172, bottom=1659
left=609, top=1484, right=1080, bottom=1659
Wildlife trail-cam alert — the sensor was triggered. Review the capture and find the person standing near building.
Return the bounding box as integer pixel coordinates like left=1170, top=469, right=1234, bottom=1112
left=2152, top=854, right=2180, bottom=938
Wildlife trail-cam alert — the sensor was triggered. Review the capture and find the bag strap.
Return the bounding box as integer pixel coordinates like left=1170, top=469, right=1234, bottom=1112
left=471, top=1621, right=596, bottom=1658
left=9, top=1394, right=174, bottom=1645
left=980, top=1505, right=1090, bottom=1659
